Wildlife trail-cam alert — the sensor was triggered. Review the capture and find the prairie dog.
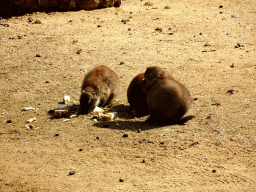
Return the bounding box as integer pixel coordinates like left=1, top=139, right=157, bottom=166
left=80, top=65, right=120, bottom=114
left=127, top=73, right=149, bottom=117
left=142, top=66, right=191, bottom=124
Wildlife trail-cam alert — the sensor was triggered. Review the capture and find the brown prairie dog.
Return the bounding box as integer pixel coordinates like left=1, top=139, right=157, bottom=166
left=80, top=65, right=120, bottom=114
left=127, top=73, right=149, bottom=117
left=142, top=66, right=191, bottom=124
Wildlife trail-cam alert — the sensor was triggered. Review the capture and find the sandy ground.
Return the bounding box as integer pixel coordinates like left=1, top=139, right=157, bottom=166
left=0, top=0, right=256, bottom=191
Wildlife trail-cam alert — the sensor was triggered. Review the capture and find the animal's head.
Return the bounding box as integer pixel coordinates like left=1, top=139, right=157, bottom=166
left=80, top=91, right=98, bottom=114
left=144, top=66, right=165, bottom=82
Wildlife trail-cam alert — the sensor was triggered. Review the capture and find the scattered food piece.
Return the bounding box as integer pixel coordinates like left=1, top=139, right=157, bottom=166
left=98, top=112, right=118, bottom=121
left=22, top=107, right=35, bottom=111
left=27, top=118, right=36, bottom=123
left=55, top=110, right=69, bottom=117
left=93, top=106, right=103, bottom=113
left=231, top=14, right=239, bottom=18
left=63, top=95, right=70, bottom=104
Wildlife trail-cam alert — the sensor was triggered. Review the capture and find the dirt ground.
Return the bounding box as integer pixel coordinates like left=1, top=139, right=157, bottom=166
left=0, top=0, right=256, bottom=191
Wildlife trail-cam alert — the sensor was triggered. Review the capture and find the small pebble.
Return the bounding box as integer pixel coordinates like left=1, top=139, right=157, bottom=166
left=206, top=115, right=211, bottom=119
left=212, top=169, right=217, bottom=173
left=45, top=81, right=50, bottom=83
left=54, top=133, right=59, bottom=137
left=139, top=140, right=143, bottom=143
left=77, top=49, right=82, bottom=54
left=155, top=27, right=163, bottom=32
left=148, top=141, right=153, bottom=143
left=72, top=40, right=78, bottom=44
left=193, top=97, right=199, bottom=101
left=79, top=148, right=83, bottom=151
left=27, top=17, right=33, bottom=22
left=119, top=178, right=125, bottom=182
left=227, top=90, right=235, bottom=94
left=96, top=136, right=99, bottom=139
left=119, top=61, right=125, bottom=65
left=123, top=134, right=128, bottom=138
left=141, top=159, right=146, bottom=163
left=199, top=32, right=203, bottom=35
left=230, top=63, right=235, bottom=68
left=6, top=120, right=12, bottom=124
left=219, top=5, right=223, bottom=8
left=97, top=25, right=102, bottom=27
left=160, top=141, right=164, bottom=145
left=33, top=20, right=41, bottom=24
left=68, top=171, right=76, bottom=176
left=204, top=43, right=210, bottom=47
left=36, top=54, right=41, bottom=57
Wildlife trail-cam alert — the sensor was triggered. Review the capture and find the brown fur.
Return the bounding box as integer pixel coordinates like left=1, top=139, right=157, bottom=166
left=80, top=65, right=120, bottom=114
left=127, top=73, right=149, bottom=117
left=142, top=66, right=191, bottom=124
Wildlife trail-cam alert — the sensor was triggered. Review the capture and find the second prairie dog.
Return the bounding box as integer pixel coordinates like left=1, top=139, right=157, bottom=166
left=142, top=66, right=191, bottom=124
left=80, top=65, right=120, bottom=114
left=127, top=73, right=149, bottom=117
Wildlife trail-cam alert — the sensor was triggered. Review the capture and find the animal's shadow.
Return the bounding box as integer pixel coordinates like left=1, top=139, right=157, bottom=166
left=48, top=103, right=194, bottom=130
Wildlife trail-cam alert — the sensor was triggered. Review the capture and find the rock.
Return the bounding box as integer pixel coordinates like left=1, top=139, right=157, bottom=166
left=6, top=120, right=12, bottom=124
left=227, top=90, right=235, bottom=94
left=123, top=134, right=128, bottom=138
left=119, top=178, right=125, bottom=182
left=0, top=0, right=122, bottom=17
left=230, top=63, right=235, bottom=68
left=68, top=171, right=76, bottom=176
left=77, top=49, right=82, bottom=54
